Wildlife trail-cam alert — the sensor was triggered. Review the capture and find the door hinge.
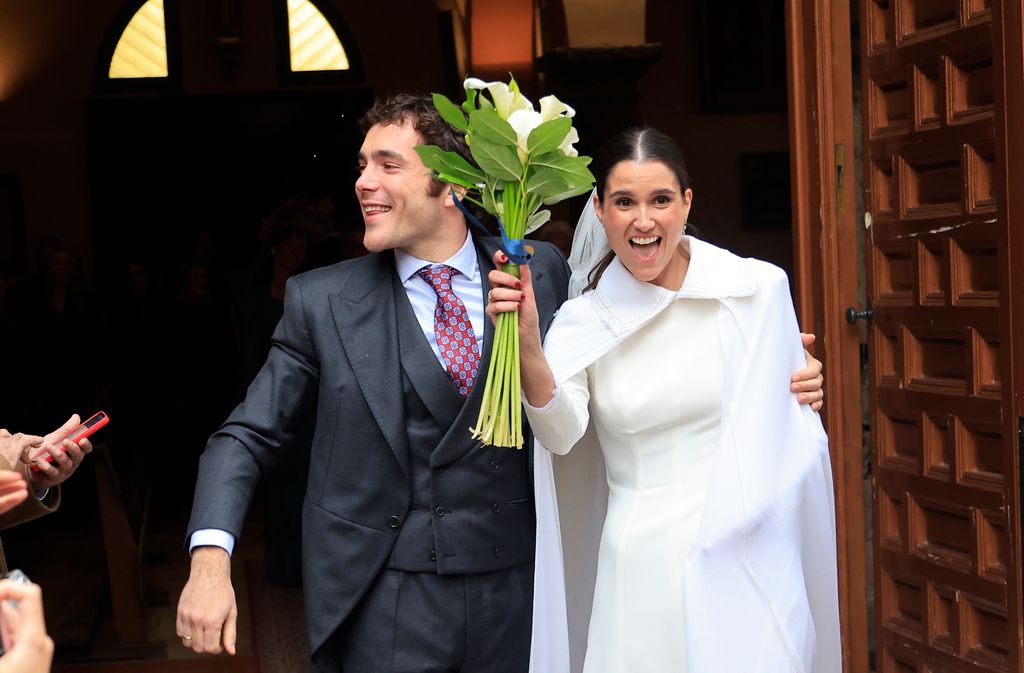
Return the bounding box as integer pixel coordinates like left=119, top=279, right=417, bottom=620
left=835, top=143, right=846, bottom=214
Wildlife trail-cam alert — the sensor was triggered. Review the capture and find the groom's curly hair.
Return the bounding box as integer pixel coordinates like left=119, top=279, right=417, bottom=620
left=359, top=93, right=474, bottom=198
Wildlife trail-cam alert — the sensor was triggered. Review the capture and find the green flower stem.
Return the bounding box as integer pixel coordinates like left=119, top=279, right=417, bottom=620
left=511, top=309, right=523, bottom=446
left=471, top=177, right=533, bottom=448
left=471, top=258, right=525, bottom=448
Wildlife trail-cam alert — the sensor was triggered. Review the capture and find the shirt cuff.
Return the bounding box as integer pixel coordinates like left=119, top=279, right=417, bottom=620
left=523, top=385, right=559, bottom=413
left=190, top=529, right=235, bottom=556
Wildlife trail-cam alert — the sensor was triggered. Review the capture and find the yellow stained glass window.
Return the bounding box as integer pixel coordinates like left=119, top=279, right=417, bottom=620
left=287, top=0, right=349, bottom=72
left=108, top=0, right=168, bottom=79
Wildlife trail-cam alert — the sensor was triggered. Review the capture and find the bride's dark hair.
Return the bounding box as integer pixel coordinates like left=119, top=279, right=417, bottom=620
left=583, top=127, right=693, bottom=293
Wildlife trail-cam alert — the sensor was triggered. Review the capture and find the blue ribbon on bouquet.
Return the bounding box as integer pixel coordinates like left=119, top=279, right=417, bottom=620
left=451, top=189, right=534, bottom=265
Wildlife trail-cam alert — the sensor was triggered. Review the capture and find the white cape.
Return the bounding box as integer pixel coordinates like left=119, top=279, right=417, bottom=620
left=528, top=237, right=841, bottom=673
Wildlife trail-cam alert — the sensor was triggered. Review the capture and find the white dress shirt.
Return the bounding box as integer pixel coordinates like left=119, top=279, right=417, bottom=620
left=190, top=232, right=486, bottom=555
left=393, top=231, right=486, bottom=367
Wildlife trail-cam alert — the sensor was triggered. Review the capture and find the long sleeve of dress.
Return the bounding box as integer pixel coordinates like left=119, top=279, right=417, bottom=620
left=524, top=368, right=591, bottom=455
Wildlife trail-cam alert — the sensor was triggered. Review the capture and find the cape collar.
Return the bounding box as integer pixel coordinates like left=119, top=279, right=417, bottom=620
left=591, top=236, right=756, bottom=336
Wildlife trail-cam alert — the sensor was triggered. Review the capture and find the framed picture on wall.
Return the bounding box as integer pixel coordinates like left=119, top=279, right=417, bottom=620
left=696, top=0, right=788, bottom=114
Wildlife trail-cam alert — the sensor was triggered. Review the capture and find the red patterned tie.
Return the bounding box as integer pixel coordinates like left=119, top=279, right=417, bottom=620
left=416, top=265, right=480, bottom=397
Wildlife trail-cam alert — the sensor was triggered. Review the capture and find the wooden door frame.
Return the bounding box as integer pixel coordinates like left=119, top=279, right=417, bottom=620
left=994, top=0, right=1024, bottom=668
left=784, top=0, right=868, bottom=671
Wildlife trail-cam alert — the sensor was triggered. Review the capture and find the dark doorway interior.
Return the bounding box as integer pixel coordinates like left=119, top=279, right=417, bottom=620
left=84, top=88, right=373, bottom=503
left=87, top=89, right=373, bottom=299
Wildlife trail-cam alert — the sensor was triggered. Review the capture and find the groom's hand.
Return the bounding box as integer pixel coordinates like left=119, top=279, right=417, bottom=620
left=793, top=333, right=824, bottom=411
left=177, top=546, right=237, bottom=655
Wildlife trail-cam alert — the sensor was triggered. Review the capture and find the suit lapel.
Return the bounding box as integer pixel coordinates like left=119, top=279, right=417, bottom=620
left=330, top=253, right=411, bottom=479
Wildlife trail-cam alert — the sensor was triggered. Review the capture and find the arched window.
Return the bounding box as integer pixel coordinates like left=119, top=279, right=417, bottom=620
left=274, top=0, right=363, bottom=83
left=108, top=0, right=169, bottom=79
left=286, top=0, right=349, bottom=72
left=96, top=0, right=181, bottom=90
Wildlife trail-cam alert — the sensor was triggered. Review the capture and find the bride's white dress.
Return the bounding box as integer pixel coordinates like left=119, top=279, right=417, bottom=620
left=530, top=296, right=723, bottom=672
left=527, top=240, right=841, bottom=673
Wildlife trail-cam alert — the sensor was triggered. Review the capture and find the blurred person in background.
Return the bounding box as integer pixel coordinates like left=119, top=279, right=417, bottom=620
left=8, top=239, right=98, bottom=433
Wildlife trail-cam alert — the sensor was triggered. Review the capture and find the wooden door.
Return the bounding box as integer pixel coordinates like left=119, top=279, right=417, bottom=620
left=785, top=0, right=867, bottom=669
left=859, top=1, right=1022, bottom=671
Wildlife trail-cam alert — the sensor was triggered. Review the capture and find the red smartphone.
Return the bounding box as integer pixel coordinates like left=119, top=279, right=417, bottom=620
left=28, top=411, right=109, bottom=471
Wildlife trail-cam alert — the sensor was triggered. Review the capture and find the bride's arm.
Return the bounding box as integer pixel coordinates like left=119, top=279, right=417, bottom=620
left=486, top=251, right=590, bottom=454
left=521, top=368, right=590, bottom=455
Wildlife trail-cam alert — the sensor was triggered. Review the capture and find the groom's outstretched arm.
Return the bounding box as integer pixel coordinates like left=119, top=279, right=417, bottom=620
left=178, top=275, right=321, bottom=655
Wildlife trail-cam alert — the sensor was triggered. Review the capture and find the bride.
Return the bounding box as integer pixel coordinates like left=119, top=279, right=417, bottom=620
left=486, top=128, right=841, bottom=672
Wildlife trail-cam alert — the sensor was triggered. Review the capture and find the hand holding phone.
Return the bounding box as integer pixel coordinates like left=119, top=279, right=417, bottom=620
left=28, top=412, right=108, bottom=472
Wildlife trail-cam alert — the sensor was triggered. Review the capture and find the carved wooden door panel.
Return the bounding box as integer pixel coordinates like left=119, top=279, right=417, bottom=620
left=860, top=1, right=1017, bottom=671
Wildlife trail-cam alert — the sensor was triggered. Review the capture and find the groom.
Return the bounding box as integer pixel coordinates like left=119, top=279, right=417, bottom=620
left=176, top=94, right=825, bottom=672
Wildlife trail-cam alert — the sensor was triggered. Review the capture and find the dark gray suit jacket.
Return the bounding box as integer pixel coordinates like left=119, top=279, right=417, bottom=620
left=187, top=234, right=570, bottom=666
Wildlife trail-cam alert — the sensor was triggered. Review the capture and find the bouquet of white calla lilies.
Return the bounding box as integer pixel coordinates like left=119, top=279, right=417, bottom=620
left=415, top=75, right=595, bottom=449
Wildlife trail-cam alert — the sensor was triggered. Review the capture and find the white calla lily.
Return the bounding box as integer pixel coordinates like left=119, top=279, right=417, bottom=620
left=493, top=85, right=533, bottom=120
left=507, top=108, right=543, bottom=163
left=558, top=127, right=580, bottom=157
left=463, top=77, right=533, bottom=119
left=539, top=95, right=575, bottom=121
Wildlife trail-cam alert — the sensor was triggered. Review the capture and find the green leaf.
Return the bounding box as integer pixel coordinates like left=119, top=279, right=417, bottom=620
left=524, top=209, right=551, bottom=235
left=525, top=165, right=570, bottom=198
left=541, top=183, right=595, bottom=205
left=462, top=89, right=477, bottom=114
left=436, top=172, right=477, bottom=190
left=508, top=74, right=519, bottom=95
left=526, top=151, right=596, bottom=198
left=469, top=137, right=523, bottom=182
left=530, top=150, right=595, bottom=181
left=527, top=118, right=572, bottom=155
left=432, top=93, right=469, bottom=132
left=469, top=109, right=517, bottom=147
left=414, top=145, right=485, bottom=185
